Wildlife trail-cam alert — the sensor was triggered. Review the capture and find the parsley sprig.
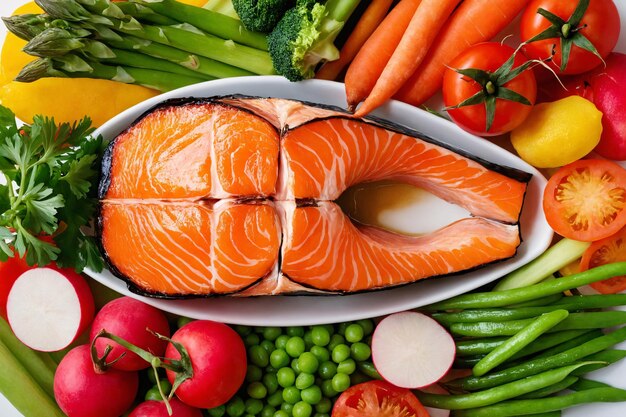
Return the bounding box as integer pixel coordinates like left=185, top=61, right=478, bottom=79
left=0, top=105, right=104, bottom=272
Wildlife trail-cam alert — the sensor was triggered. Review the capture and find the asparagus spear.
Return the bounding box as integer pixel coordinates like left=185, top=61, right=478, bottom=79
left=17, top=55, right=207, bottom=92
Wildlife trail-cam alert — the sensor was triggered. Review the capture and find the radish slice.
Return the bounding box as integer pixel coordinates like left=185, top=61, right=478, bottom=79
left=7, top=267, right=95, bottom=352
left=372, top=311, right=455, bottom=389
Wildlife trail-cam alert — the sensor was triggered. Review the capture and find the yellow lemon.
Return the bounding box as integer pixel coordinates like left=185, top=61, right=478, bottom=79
left=510, top=96, right=603, bottom=168
left=1, top=2, right=160, bottom=126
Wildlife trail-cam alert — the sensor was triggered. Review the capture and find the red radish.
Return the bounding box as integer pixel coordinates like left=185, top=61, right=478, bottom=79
left=372, top=311, right=455, bottom=388
left=7, top=266, right=94, bottom=352
left=165, top=320, right=247, bottom=409
left=90, top=297, right=170, bottom=371
left=417, top=383, right=451, bottom=417
left=0, top=256, right=29, bottom=320
left=54, top=344, right=139, bottom=417
left=128, top=398, right=203, bottom=417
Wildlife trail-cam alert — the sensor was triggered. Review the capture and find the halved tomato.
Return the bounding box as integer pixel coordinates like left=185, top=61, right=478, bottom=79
left=580, top=226, right=626, bottom=294
left=332, top=380, right=430, bottom=417
left=543, top=159, right=626, bottom=242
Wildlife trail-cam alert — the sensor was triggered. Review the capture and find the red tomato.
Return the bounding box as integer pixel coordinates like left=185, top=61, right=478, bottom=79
left=443, top=43, right=537, bottom=137
left=543, top=159, right=626, bottom=242
left=0, top=256, right=29, bottom=320
left=580, top=226, right=626, bottom=294
left=332, top=380, right=430, bottom=417
left=165, top=320, right=247, bottom=409
left=520, top=0, right=620, bottom=75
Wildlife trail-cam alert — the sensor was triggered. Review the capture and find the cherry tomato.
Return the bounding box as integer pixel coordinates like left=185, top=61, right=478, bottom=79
left=520, top=0, right=620, bottom=74
left=443, top=43, right=537, bottom=137
left=165, top=320, right=247, bottom=409
left=580, top=226, right=626, bottom=294
left=332, top=380, right=430, bottom=417
left=543, top=159, right=626, bottom=242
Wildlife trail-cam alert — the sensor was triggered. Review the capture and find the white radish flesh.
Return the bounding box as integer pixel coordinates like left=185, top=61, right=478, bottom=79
left=7, top=267, right=94, bottom=352
left=372, top=311, right=455, bottom=389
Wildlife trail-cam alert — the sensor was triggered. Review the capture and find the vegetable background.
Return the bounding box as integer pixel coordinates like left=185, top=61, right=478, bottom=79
left=1, top=0, right=626, bottom=416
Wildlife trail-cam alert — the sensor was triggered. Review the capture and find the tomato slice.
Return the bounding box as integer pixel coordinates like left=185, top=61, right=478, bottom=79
left=543, top=160, right=626, bottom=242
left=332, top=380, right=430, bottom=417
left=580, top=226, right=626, bottom=294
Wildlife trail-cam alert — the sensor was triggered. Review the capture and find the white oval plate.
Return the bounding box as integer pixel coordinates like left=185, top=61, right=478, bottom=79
left=86, top=76, right=553, bottom=326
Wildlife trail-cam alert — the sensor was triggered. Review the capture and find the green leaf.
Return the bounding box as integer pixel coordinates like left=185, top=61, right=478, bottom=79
left=446, top=91, right=486, bottom=110
left=453, top=67, right=491, bottom=86
left=497, top=60, right=536, bottom=86
left=0, top=106, right=16, bottom=128
left=0, top=226, right=15, bottom=261
left=60, top=154, right=98, bottom=198
left=571, top=32, right=603, bottom=61
left=22, top=185, right=64, bottom=235
left=569, top=0, right=590, bottom=26
left=524, top=25, right=561, bottom=44
left=492, top=53, right=516, bottom=80
left=560, top=37, right=573, bottom=72
left=537, top=7, right=566, bottom=27
left=496, top=87, right=532, bottom=106
left=0, top=184, right=10, bottom=215
left=0, top=133, right=31, bottom=167
left=485, top=95, right=497, bottom=132
left=14, top=227, right=59, bottom=266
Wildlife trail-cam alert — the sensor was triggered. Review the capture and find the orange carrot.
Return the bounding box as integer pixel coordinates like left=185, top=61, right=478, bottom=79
left=316, top=0, right=394, bottom=81
left=344, top=0, right=423, bottom=112
left=354, top=0, right=463, bottom=117
left=395, top=0, right=532, bottom=106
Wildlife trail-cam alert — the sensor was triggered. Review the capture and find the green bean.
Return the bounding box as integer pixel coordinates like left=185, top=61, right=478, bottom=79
left=569, top=378, right=611, bottom=391
left=531, top=330, right=604, bottom=360
left=508, top=330, right=595, bottom=361
left=456, top=337, right=510, bottom=357
left=507, top=293, right=564, bottom=308
left=571, top=350, right=626, bottom=375
left=517, top=376, right=579, bottom=399
left=453, top=387, right=626, bottom=417
left=446, top=326, right=626, bottom=391
left=455, top=356, right=484, bottom=368
left=450, top=312, right=626, bottom=337
left=425, top=263, right=626, bottom=310
left=416, top=363, right=588, bottom=410
left=473, top=310, right=569, bottom=377
left=357, top=362, right=382, bottom=380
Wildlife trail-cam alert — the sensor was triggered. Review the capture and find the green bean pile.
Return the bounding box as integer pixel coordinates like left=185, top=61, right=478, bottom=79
left=418, top=262, right=626, bottom=417
left=205, top=320, right=376, bottom=417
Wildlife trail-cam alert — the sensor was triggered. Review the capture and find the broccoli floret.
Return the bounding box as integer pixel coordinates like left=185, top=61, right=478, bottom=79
left=232, top=0, right=294, bottom=33
left=268, top=0, right=361, bottom=81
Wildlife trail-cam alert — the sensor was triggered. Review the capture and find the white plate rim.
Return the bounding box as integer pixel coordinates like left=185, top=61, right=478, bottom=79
left=86, top=75, right=553, bottom=326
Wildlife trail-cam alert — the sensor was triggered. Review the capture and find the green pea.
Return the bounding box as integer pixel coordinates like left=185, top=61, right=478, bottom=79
left=323, top=324, right=334, bottom=334
left=146, top=368, right=159, bottom=384
left=310, top=346, right=330, bottom=363
left=304, top=331, right=314, bottom=349
left=350, top=342, right=371, bottom=361
left=158, top=379, right=172, bottom=394
left=337, top=322, right=348, bottom=335
left=311, top=326, right=331, bottom=347
left=344, top=324, right=364, bottom=343
left=227, top=397, right=246, bottom=417
left=315, top=398, right=332, bottom=413
left=144, top=386, right=164, bottom=401
left=356, top=319, right=374, bottom=336
left=328, top=334, right=345, bottom=351
left=277, top=367, right=296, bottom=387
left=301, top=386, right=322, bottom=405
left=245, top=333, right=261, bottom=347
left=246, top=398, right=264, bottom=415
left=292, top=401, right=313, bottom=417
left=176, top=316, right=194, bottom=329
left=275, top=335, right=290, bottom=350
left=298, top=352, right=319, bottom=374
left=271, top=349, right=291, bottom=369
left=283, top=386, right=302, bottom=404
left=287, top=326, right=305, bottom=337
left=318, top=361, right=337, bottom=379
left=247, top=381, right=268, bottom=399
left=264, top=326, right=282, bottom=341
left=320, top=380, right=337, bottom=398
left=331, top=344, right=351, bottom=363
left=295, top=372, right=315, bottom=390
left=273, top=411, right=289, bottom=417
left=246, top=365, right=263, bottom=382
left=291, top=358, right=301, bottom=374
left=245, top=414, right=255, bottom=417
left=267, top=390, right=284, bottom=407
left=281, top=402, right=294, bottom=414
left=337, top=358, right=356, bottom=375
left=331, top=373, right=350, bottom=393
left=261, top=340, right=275, bottom=354
left=207, top=405, right=226, bottom=417
left=249, top=345, right=270, bottom=368
left=264, top=373, right=279, bottom=394
left=261, top=406, right=276, bottom=417
left=235, top=325, right=252, bottom=337
left=286, top=337, right=306, bottom=358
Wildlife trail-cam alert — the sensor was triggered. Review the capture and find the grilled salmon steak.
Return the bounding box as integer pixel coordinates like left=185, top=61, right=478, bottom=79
left=99, top=96, right=531, bottom=297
